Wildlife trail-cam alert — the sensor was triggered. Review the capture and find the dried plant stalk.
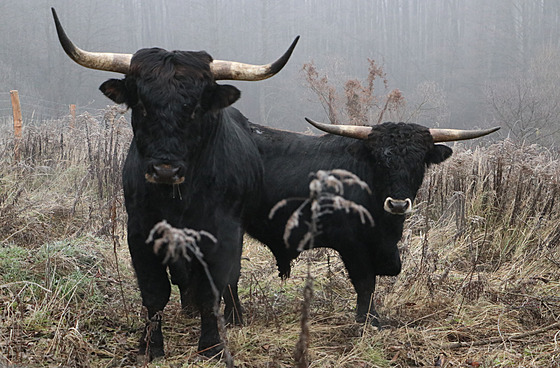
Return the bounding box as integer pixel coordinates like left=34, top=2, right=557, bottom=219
left=146, top=220, right=233, bottom=367
left=269, top=169, right=374, bottom=251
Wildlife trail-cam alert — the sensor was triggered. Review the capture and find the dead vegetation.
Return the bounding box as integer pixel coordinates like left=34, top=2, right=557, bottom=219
left=0, top=113, right=559, bottom=367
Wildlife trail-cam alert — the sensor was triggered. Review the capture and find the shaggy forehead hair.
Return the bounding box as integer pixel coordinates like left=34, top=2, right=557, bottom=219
left=128, top=48, right=215, bottom=111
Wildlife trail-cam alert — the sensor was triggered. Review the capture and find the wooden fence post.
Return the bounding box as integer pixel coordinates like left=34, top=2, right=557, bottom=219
left=10, top=90, right=22, bottom=161
left=69, top=104, right=76, bottom=128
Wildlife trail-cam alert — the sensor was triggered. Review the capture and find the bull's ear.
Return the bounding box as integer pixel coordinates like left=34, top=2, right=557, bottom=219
left=207, top=84, right=241, bottom=111
left=99, top=79, right=127, bottom=104
left=425, top=144, right=452, bottom=166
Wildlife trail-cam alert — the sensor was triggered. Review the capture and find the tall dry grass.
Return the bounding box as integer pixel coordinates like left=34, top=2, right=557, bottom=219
left=0, top=107, right=130, bottom=247
left=0, top=109, right=139, bottom=367
left=0, top=112, right=559, bottom=367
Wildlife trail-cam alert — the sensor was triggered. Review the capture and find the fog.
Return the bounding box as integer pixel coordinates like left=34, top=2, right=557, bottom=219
left=2, top=0, right=560, bottom=145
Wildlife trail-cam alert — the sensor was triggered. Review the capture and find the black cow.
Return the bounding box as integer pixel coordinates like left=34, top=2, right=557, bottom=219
left=51, top=9, right=298, bottom=360
left=243, top=118, right=499, bottom=326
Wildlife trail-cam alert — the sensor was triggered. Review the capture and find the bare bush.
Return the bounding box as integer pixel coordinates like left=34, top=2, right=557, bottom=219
left=302, top=60, right=404, bottom=125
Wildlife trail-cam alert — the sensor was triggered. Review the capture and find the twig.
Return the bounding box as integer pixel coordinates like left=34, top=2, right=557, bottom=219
left=294, top=264, right=313, bottom=367
left=110, top=196, right=130, bottom=324
left=443, top=321, right=560, bottom=349
left=0, top=281, right=52, bottom=293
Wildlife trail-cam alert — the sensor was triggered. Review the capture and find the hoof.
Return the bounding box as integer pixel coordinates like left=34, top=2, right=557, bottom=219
left=197, top=343, right=224, bottom=359
left=224, top=310, right=244, bottom=327
left=136, top=352, right=164, bottom=365
left=356, top=312, right=381, bottom=329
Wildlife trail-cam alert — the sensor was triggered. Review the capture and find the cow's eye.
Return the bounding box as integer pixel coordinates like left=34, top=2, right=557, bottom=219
left=135, top=101, right=147, bottom=117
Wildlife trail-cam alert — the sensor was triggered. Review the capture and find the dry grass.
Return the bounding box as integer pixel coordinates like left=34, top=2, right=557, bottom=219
left=1, top=114, right=559, bottom=367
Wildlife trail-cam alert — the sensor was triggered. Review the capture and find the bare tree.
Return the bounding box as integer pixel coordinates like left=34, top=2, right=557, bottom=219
left=399, top=81, right=450, bottom=126
left=485, top=47, right=560, bottom=146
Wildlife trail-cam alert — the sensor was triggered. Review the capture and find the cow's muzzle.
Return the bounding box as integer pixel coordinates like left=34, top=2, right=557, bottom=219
left=384, top=197, right=412, bottom=215
left=146, top=164, right=185, bottom=185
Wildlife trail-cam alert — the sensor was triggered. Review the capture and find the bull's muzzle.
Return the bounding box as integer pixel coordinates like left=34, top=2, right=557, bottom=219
left=146, top=164, right=185, bottom=185
left=383, top=197, right=412, bottom=215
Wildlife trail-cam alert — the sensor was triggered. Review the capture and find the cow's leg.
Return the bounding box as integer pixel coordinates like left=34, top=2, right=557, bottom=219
left=223, top=281, right=244, bottom=326
left=129, top=232, right=171, bottom=361
left=195, top=262, right=227, bottom=357
left=180, top=286, right=199, bottom=318
left=223, top=236, right=244, bottom=326
left=337, top=248, right=380, bottom=327
left=352, top=274, right=380, bottom=326
left=196, top=223, right=244, bottom=357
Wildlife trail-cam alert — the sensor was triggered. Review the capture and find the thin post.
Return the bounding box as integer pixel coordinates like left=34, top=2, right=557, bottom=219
left=10, top=90, right=22, bottom=161
left=69, top=104, right=76, bottom=128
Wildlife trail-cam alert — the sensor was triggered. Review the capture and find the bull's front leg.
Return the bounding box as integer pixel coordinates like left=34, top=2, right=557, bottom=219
left=223, top=282, right=244, bottom=326
left=337, top=248, right=380, bottom=327
left=223, top=236, right=244, bottom=326
left=128, top=231, right=171, bottom=361
left=194, top=260, right=226, bottom=358
left=352, top=274, right=380, bottom=326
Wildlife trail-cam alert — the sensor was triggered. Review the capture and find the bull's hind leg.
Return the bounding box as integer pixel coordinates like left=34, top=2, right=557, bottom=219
left=179, top=286, right=199, bottom=318
left=129, top=232, right=171, bottom=361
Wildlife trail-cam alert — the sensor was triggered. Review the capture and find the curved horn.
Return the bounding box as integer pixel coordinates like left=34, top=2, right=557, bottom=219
left=304, top=118, right=372, bottom=140
left=211, top=36, right=299, bottom=81
left=52, top=8, right=131, bottom=74
left=429, top=126, right=500, bottom=142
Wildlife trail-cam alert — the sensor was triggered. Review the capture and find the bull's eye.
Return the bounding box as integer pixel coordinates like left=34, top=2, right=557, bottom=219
left=134, top=101, right=147, bottom=117
left=383, top=147, right=393, bottom=157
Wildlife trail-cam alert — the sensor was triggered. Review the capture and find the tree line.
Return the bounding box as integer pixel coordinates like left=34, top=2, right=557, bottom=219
left=1, top=0, right=559, bottom=145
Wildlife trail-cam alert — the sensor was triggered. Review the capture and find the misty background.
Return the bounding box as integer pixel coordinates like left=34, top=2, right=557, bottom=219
left=1, top=0, right=560, bottom=146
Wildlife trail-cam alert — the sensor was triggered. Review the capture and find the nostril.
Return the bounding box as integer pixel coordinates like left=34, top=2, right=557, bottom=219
left=384, top=197, right=412, bottom=214
left=153, top=164, right=179, bottom=177
left=402, top=200, right=410, bottom=210
left=151, top=164, right=181, bottom=184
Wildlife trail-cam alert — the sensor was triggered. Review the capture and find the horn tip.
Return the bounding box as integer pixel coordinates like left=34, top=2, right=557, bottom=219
left=51, top=7, right=59, bottom=23
left=304, top=117, right=320, bottom=127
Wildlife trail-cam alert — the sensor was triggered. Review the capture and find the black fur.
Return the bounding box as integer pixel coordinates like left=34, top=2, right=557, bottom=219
left=242, top=122, right=452, bottom=326
left=101, top=48, right=263, bottom=359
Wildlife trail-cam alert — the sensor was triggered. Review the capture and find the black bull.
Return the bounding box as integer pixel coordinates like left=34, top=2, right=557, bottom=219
left=237, top=119, right=499, bottom=326
left=52, top=8, right=298, bottom=359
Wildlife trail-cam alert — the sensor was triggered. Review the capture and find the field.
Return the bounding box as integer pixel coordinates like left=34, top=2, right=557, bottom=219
left=0, top=113, right=559, bottom=367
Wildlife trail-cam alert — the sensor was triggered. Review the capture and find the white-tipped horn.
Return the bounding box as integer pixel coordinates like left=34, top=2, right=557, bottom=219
left=210, top=36, right=299, bottom=81
left=429, top=126, right=500, bottom=143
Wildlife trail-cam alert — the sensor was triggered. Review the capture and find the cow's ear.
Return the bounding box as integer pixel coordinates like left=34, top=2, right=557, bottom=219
left=425, top=144, right=452, bottom=166
left=208, top=84, right=241, bottom=111
left=99, top=79, right=128, bottom=104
